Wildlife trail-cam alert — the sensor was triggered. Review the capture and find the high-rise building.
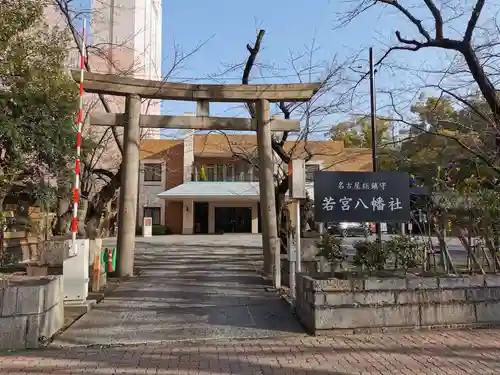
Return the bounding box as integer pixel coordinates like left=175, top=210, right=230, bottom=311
left=91, top=0, right=163, bottom=139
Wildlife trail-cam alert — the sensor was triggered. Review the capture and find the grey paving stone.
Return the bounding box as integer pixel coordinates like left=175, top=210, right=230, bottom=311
left=53, top=234, right=302, bottom=347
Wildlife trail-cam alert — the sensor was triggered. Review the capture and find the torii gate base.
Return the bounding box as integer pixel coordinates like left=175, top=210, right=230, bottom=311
left=75, top=70, right=320, bottom=288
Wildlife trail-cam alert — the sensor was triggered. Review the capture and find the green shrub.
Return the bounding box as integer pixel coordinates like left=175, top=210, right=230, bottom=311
left=353, top=240, right=388, bottom=271
left=152, top=225, right=171, bottom=236
left=136, top=225, right=171, bottom=235
left=385, top=235, right=423, bottom=272
left=316, top=232, right=346, bottom=270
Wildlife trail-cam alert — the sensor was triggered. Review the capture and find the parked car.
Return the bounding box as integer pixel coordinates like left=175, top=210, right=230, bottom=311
left=326, top=222, right=372, bottom=237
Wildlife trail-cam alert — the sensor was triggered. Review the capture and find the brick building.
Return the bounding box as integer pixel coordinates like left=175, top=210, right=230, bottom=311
left=138, top=134, right=372, bottom=235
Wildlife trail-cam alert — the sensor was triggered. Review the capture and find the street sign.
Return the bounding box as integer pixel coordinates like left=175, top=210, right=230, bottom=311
left=313, top=171, right=410, bottom=223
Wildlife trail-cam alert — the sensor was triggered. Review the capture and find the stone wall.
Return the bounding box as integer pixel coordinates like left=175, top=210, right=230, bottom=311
left=296, top=273, right=500, bottom=335
left=281, top=256, right=319, bottom=287
left=281, top=237, right=322, bottom=287
left=0, top=275, right=63, bottom=349
left=1, top=231, right=38, bottom=266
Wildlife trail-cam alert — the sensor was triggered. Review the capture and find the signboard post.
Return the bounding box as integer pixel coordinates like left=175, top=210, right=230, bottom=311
left=314, top=171, right=410, bottom=224
left=143, top=217, right=152, bottom=237
left=288, top=231, right=297, bottom=297
left=288, top=159, right=306, bottom=298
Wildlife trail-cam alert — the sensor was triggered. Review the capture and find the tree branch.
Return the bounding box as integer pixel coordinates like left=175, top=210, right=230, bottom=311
left=92, top=168, right=116, bottom=180
left=240, top=30, right=291, bottom=164
left=422, top=0, right=444, bottom=39
left=377, top=0, right=432, bottom=41
left=242, top=29, right=265, bottom=118
left=54, top=0, right=124, bottom=154
left=464, top=0, right=486, bottom=42
left=388, top=93, right=500, bottom=176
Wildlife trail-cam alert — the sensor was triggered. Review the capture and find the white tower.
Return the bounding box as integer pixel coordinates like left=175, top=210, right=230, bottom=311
left=91, top=0, right=163, bottom=139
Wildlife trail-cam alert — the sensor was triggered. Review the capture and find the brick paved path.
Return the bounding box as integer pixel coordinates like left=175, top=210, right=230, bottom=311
left=2, top=329, right=500, bottom=374
left=3, top=235, right=500, bottom=373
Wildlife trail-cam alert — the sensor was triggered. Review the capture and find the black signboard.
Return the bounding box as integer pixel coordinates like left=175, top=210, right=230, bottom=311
left=313, top=171, right=410, bottom=223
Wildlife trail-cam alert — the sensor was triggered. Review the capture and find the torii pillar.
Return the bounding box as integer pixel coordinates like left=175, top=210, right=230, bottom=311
left=256, top=99, right=279, bottom=280
left=116, top=94, right=141, bottom=277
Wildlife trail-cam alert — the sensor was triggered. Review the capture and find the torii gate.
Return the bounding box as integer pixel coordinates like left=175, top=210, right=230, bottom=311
left=72, top=70, right=320, bottom=287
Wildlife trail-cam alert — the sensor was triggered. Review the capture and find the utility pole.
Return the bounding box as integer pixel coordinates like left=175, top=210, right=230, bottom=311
left=369, top=47, right=382, bottom=242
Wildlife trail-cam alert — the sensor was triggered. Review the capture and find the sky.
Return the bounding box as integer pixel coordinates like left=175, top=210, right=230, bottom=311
left=160, top=0, right=453, bottom=138
left=75, top=0, right=497, bottom=139
left=161, top=0, right=344, bottom=118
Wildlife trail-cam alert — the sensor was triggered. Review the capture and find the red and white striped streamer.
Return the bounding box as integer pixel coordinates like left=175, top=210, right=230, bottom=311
left=72, top=18, right=86, bottom=254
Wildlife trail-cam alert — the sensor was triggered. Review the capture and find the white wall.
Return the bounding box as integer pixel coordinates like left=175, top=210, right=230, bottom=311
left=182, top=200, right=194, bottom=234
left=183, top=113, right=195, bottom=181
left=138, top=159, right=166, bottom=225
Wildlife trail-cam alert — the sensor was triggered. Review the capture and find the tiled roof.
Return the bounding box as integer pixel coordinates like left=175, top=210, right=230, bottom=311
left=319, top=148, right=373, bottom=172
left=140, top=139, right=182, bottom=160
left=139, top=134, right=372, bottom=172
left=157, top=181, right=260, bottom=200
left=194, top=134, right=257, bottom=156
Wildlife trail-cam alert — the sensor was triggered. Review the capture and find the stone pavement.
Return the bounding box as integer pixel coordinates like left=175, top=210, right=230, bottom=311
left=2, top=235, right=500, bottom=373
left=52, top=234, right=303, bottom=347
left=2, top=329, right=500, bottom=374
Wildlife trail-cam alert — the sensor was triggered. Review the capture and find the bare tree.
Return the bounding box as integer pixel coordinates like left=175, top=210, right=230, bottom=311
left=334, top=1, right=500, bottom=274
left=206, top=30, right=354, bottom=262
left=340, top=0, right=500, bottom=152
left=50, top=0, right=208, bottom=238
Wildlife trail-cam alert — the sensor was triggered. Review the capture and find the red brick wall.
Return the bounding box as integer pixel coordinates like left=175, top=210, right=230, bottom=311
left=165, top=202, right=183, bottom=234
left=164, top=144, right=184, bottom=234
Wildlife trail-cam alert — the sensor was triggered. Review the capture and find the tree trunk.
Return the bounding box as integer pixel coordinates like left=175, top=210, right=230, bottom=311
left=84, top=169, right=121, bottom=240
left=86, top=214, right=100, bottom=240
left=462, top=46, right=500, bottom=153
left=0, top=194, right=5, bottom=266
left=98, top=211, right=115, bottom=238
left=53, top=198, right=73, bottom=236
left=275, top=176, right=289, bottom=254
left=0, top=194, right=5, bottom=212
left=77, top=199, right=88, bottom=237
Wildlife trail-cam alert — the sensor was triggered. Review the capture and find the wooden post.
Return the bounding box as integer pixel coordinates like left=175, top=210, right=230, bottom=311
left=256, top=99, right=280, bottom=288
left=116, top=94, right=141, bottom=277
left=91, top=252, right=101, bottom=292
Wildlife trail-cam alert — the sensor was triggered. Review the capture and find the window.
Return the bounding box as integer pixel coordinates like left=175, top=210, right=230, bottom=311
left=225, top=164, right=235, bottom=181
left=234, top=163, right=247, bottom=181
left=205, top=164, right=215, bottom=181
left=306, top=164, right=320, bottom=182
left=143, top=207, right=161, bottom=225
left=250, top=165, right=259, bottom=181
left=144, top=163, right=162, bottom=182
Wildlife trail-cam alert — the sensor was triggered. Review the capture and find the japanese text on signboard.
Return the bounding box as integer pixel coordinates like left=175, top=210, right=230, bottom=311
left=313, top=172, right=410, bottom=223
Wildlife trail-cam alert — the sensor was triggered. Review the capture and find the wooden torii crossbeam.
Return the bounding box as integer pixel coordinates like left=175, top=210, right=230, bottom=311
left=91, top=113, right=300, bottom=132
left=73, top=70, right=320, bottom=287
left=72, top=71, right=319, bottom=102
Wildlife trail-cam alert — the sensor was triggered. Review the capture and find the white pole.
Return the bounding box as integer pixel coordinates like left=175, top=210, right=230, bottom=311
left=288, top=223, right=296, bottom=298
left=295, top=200, right=302, bottom=273
left=72, top=17, right=87, bottom=256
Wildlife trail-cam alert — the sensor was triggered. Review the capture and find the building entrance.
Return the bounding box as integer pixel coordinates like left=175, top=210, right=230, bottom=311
left=194, top=202, right=209, bottom=233
left=214, top=207, right=252, bottom=233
